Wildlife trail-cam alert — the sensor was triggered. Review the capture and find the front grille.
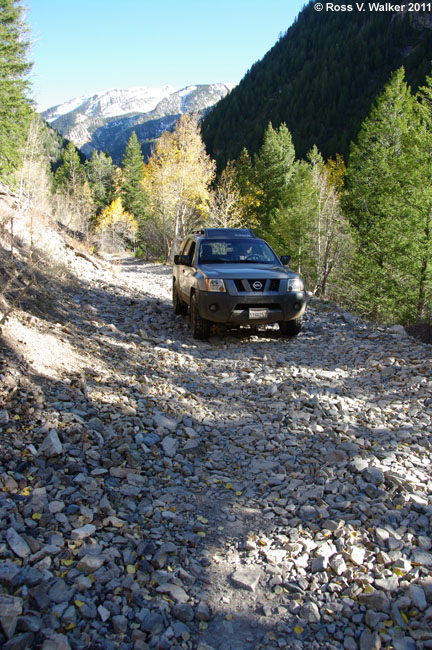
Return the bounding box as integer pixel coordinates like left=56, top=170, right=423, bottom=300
left=249, top=279, right=265, bottom=292
left=233, top=278, right=280, bottom=293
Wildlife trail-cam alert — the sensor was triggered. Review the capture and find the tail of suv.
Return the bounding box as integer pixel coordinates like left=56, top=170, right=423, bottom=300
left=172, top=228, right=307, bottom=340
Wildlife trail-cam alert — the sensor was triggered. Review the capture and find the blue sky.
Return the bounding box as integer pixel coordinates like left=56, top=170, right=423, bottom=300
left=27, top=0, right=307, bottom=111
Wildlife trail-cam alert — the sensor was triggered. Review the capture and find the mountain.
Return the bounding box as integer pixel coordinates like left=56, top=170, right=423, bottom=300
left=42, top=84, right=235, bottom=164
left=201, top=3, right=432, bottom=169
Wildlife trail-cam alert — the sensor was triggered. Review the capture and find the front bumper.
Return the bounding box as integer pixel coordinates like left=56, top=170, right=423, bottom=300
left=196, top=290, right=307, bottom=325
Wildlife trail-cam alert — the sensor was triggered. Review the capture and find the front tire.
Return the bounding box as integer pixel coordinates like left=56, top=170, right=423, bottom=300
left=173, top=282, right=187, bottom=315
left=190, top=293, right=211, bottom=340
left=279, top=317, right=302, bottom=338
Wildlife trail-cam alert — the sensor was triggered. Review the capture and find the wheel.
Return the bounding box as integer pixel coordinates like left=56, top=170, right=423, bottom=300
left=190, top=292, right=211, bottom=340
left=279, top=317, right=302, bottom=337
left=173, top=282, right=187, bottom=315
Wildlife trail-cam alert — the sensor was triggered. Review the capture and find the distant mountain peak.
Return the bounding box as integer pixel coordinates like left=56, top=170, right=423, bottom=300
left=41, top=83, right=235, bottom=163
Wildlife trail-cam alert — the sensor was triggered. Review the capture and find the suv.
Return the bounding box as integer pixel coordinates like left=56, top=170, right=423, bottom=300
left=172, top=228, right=307, bottom=340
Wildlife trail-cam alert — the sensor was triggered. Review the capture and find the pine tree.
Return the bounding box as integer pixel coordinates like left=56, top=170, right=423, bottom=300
left=400, top=73, right=432, bottom=321
left=121, top=131, right=146, bottom=221
left=342, top=68, right=417, bottom=321
left=0, top=0, right=33, bottom=181
left=54, top=141, right=85, bottom=191
left=86, top=150, right=116, bottom=215
left=253, top=123, right=297, bottom=237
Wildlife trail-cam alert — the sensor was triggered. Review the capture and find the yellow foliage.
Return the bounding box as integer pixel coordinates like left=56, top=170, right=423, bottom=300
left=96, top=197, right=138, bottom=233
left=326, top=153, right=346, bottom=196
left=142, top=113, right=215, bottom=257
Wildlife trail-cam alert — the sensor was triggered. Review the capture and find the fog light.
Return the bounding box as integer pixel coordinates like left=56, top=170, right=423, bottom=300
left=294, top=303, right=300, bottom=310
left=209, top=303, right=218, bottom=312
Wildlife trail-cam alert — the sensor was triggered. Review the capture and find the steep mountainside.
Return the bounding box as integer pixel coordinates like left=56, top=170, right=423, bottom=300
left=42, top=84, right=234, bottom=163
left=201, top=3, right=432, bottom=168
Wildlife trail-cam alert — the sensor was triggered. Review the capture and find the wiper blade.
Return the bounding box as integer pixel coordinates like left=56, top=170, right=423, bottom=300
left=230, top=260, right=273, bottom=264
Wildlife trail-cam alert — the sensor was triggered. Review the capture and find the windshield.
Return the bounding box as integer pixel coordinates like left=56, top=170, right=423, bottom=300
left=198, top=238, right=279, bottom=264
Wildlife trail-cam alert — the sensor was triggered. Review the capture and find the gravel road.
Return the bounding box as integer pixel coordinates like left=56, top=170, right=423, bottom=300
left=1, top=258, right=432, bottom=650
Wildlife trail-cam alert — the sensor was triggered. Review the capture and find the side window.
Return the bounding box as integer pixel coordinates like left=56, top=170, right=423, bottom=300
left=185, top=240, right=197, bottom=263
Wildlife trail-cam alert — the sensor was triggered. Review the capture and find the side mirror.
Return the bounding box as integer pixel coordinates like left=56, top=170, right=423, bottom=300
left=174, top=254, right=191, bottom=266
left=280, top=255, right=291, bottom=266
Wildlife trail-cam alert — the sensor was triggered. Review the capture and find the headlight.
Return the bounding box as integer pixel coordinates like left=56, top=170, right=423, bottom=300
left=205, top=278, right=226, bottom=292
left=287, top=278, right=304, bottom=292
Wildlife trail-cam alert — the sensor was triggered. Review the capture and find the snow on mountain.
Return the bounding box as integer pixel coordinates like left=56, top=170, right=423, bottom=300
left=41, top=83, right=235, bottom=164
left=42, top=85, right=176, bottom=124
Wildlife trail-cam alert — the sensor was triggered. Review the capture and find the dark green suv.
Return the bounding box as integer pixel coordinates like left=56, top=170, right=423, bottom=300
left=172, top=228, right=307, bottom=340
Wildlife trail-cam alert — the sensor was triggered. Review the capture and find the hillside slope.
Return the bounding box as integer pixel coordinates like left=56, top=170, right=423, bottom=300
left=201, top=4, right=432, bottom=167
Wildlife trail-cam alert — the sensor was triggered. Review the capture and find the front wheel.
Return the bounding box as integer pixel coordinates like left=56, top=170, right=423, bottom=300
left=190, top=293, right=211, bottom=340
left=279, top=317, right=302, bottom=338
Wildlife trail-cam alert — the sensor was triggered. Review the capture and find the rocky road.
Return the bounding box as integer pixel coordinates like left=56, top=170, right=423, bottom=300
left=1, top=258, right=432, bottom=650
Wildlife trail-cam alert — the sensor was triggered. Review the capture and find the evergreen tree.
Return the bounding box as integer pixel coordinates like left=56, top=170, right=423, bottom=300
left=54, top=141, right=85, bottom=191
left=253, top=122, right=297, bottom=237
left=121, top=131, right=146, bottom=221
left=342, top=68, right=417, bottom=321
left=0, top=0, right=33, bottom=181
left=86, top=150, right=116, bottom=215
left=401, top=74, right=432, bottom=321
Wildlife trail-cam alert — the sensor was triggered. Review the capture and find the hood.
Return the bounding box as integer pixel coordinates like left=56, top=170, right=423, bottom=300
left=199, top=263, right=298, bottom=280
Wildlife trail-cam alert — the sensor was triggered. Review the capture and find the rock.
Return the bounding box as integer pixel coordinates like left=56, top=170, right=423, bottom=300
left=156, top=583, right=189, bottom=603
left=300, top=601, right=321, bottom=623
left=71, top=524, right=96, bottom=540
left=348, top=546, right=366, bottom=566
left=3, top=632, right=35, bottom=649
left=0, top=594, right=23, bottom=639
left=5, top=529, right=31, bottom=559
left=41, top=634, right=72, bottom=650
left=161, top=436, right=178, bottom=458
left=153, top=412, right=177, bottom=431
left=409, top=583, right=427, bottom=611
left=359, top=629, right=381, bottom=650
left=38, top=429, right=63, bottom=457
left=359, top=589, right=390, bottom=613
left=231, top=567, right=262, bottom=592
left=76, top=554, right=105, bottom=573
left=195, top=602, right=212, bottom=621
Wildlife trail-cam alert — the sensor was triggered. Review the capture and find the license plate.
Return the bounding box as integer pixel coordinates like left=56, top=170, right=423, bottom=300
left=249, top=308, right=268, bottom=319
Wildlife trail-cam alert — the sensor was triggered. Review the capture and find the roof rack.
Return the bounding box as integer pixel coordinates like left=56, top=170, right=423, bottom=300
left=193, top=228, right=255, bottom=238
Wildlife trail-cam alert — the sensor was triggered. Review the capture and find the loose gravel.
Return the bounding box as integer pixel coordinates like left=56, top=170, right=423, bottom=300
left=0, top=257, right=431, bottom=650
